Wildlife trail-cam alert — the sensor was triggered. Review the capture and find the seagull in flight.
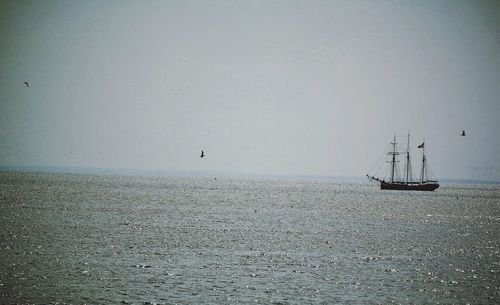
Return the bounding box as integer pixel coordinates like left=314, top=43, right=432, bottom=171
left=200, top=150, right=205, bottom=158
left=24, top=81, right=30, bottom=88
left=461, top=130, right=466, bottom=136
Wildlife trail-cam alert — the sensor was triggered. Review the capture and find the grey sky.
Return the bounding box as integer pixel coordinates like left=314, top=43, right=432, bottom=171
left=1, top=0, right=499, bottom=179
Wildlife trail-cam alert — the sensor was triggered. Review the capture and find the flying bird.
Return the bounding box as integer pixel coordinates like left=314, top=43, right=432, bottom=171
left=24, top=81, right=29, bottom=88
left=200, top=150, right=205, bottom=158
left=461, top=130, right=466, bottom=136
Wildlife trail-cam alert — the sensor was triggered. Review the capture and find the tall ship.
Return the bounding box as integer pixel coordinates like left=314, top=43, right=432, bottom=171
left=367, top=133, right=439, bottom=191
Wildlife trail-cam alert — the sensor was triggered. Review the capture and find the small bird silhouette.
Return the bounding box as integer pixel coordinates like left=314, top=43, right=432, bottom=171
left=461, top=130, right=466, bottom=136
left=24, top=81, right=29, bottom=88
left=200, top=150, right=205, bottom=158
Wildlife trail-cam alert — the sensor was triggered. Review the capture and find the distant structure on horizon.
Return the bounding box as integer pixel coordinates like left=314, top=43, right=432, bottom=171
left=468, top=166, right=495, bottom=181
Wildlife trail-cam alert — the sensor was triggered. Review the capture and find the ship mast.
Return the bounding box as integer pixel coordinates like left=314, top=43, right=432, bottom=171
left=405, top=131, right=411, bottom=183
left=388, top=134, right=399, bottom=183
left=420, top=138, right=426, bottom=183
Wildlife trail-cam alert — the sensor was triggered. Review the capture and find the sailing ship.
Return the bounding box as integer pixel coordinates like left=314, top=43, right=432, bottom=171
left=367, top=133, right=439, bottom=191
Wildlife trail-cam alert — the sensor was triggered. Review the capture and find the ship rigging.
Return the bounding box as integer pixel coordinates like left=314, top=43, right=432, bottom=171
left=367, top=132, right=439, bottom=191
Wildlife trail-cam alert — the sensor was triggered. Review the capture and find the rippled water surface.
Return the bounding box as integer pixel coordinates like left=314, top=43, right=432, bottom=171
left=1, top=172, right=499, bottom=304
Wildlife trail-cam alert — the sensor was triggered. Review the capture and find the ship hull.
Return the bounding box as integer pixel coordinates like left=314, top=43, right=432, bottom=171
left=380, top=181, right=439, bottom=191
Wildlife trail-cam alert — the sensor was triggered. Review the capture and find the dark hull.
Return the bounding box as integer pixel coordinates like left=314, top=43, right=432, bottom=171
left=380, top=181, right=439, bottom=191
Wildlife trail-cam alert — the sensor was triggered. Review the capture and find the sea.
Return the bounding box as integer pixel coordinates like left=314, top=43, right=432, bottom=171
left=0, top=171, right=499, bottom=304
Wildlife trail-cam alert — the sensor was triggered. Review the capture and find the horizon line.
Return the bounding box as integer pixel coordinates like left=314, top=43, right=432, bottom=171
left=1, top=165, right=499, bottom=184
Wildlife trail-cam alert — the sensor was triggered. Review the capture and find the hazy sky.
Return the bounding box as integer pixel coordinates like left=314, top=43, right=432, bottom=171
left=1, top=0, right=499, bottom=179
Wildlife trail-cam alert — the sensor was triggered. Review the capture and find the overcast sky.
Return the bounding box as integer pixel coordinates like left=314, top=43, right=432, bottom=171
left=1, top=0, right=499, bottom=179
